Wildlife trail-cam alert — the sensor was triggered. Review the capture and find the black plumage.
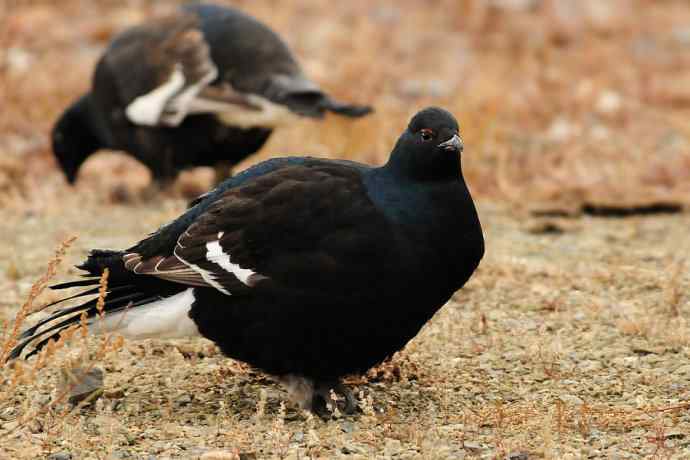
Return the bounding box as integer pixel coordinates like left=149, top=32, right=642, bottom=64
left=14, top=107, right=483, bottom=417
left=53, top=3, right=372, bottom=185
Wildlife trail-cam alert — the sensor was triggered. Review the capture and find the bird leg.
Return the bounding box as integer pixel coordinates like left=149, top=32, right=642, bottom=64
left=335, top=381, right=360, bottom=415
left=311, top=380, right=359, bottom=419
left=139, top=176, right=178, bottom=201
left=140, top=181, right=165, bottom=201
left=213, top=160, right=234, bottom=185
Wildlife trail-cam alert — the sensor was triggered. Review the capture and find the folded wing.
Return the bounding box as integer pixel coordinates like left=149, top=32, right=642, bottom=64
left=124, top=163, right=393, bottom=298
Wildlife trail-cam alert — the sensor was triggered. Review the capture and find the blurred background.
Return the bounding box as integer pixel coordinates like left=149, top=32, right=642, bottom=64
left=2, top=0, right=689, bottom=212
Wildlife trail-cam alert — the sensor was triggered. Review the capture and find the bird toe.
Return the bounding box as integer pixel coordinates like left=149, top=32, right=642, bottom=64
left=310, top=381, right=360, bottom=419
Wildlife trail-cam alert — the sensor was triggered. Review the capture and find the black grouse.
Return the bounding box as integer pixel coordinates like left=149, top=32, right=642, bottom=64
left=13, top=107, right=484, bottom=417
left=53, top=2, right=372, bottom=185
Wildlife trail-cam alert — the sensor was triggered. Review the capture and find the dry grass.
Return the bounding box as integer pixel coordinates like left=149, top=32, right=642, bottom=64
left=0, top=236, right=75, bottom=365
left=3, top=0, right=690, bottom=208
left=2, top=0, right=690, bottom=458
left=0, top=247, right=126, bottom=455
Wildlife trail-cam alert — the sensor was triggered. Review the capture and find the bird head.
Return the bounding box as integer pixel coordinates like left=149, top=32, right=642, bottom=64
left=52, top=95, right=101, bottom=184
left=387, top=107, right=464, bottom=181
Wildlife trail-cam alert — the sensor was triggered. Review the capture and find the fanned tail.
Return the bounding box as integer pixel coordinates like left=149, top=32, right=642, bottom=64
left=8, top=250, right=193, bottom=360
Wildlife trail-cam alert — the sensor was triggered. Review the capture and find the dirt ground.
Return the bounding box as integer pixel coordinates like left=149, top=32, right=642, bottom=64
left=2, top=199, right=690, bottom=459
left=2, top=1, right=690, bottom=459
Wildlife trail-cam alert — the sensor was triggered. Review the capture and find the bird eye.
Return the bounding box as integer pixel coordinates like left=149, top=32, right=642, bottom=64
left=420, top=129, right=433, bottom=142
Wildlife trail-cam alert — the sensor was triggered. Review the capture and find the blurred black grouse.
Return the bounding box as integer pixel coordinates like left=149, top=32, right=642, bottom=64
left=53, top=3, right=371, bottom=185
left=14, top=107, right=483, bottom=417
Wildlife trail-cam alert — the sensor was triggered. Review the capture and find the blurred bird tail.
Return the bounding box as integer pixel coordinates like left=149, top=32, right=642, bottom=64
left=265, top=74, right=373, bottom=119
left=320, top=97, right=373, bottom=118
left=278, top=92, right=373, bottom=119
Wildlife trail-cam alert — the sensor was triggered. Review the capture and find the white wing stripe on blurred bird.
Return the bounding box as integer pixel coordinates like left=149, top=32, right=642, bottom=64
left=125, top=65, right=186, bottom=126
left=161, top=64, right=219, bottom=126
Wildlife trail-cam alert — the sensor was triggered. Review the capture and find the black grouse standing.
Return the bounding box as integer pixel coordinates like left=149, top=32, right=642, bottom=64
left=14, top=107, right=484, bottom=417
left=53, top=3, right=372, bottom=185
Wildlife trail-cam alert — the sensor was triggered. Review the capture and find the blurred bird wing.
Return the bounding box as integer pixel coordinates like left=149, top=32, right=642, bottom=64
left=103, top=12, right=218, bottom=127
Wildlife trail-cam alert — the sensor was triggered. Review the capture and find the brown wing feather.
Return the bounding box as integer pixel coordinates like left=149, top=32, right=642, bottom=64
left=122, top=252, right=209, bottom=287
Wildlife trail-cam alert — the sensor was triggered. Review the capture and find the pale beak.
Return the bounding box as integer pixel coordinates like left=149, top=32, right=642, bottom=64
left=438, top=134, right=463, bottom=153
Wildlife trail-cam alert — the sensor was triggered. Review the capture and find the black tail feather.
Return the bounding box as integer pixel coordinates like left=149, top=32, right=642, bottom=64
left=41, top=284, right=136, bottom=312
left=8, top=290, right=151, bottom=360
left=17, top=282, right=137, bottom=342
left=21, top=294, right=161, bottom=360
left=9, top=249, right=184, bottom=361
left=77, top=249, right=129, bottom=279
left=17, top=288, right=143, bottom=342
left=51, top=279, right=101, bottom=289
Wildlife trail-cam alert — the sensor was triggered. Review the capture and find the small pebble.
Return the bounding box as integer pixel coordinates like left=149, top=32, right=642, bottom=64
left=506, top=452, right=530, bottom=460
left=560, top=394, right=584, bottom=405
left=176, top=394, right=193, bottom=407
left=48, top=453, right=72, bottom=460
left=59, top=367, right=104, bottom=405
left=340, top=420, right=355, bottom=433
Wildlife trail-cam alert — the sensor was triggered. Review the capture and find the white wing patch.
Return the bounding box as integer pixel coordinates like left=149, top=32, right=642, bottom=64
left=205, top=240, right=257, bottom=286
left=126, top=65, right=186, bottom=126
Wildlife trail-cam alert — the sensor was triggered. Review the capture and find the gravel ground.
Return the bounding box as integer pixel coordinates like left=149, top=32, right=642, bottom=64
left=1, top=197, right=689, bottom=459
